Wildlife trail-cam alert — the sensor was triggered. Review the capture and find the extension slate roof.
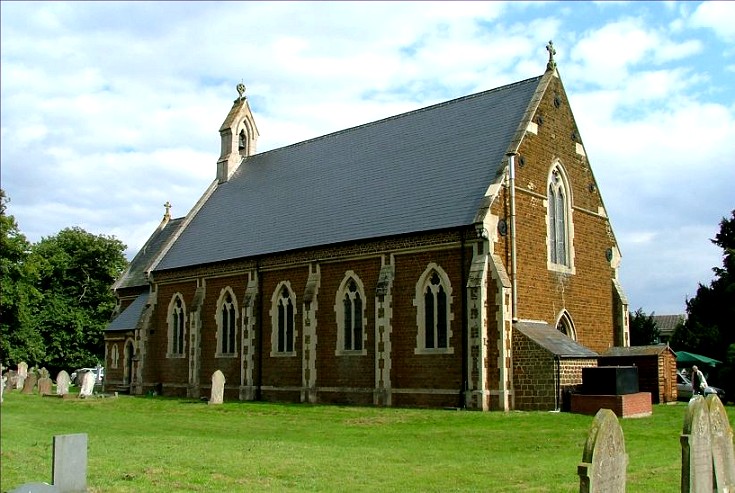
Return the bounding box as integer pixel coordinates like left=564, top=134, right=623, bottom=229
left=154, top=75, right=543, bottom=272
left=106, top=292, right=148, bottom=332
left=515, top=320, right=599, bottom=358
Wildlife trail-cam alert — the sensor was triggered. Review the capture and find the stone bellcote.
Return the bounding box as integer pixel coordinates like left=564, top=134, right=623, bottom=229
left=217, top=83, right=260, bottom=183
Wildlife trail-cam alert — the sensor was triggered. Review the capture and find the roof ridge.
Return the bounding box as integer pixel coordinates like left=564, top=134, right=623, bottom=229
left=251, top=74, right=545, bottom=158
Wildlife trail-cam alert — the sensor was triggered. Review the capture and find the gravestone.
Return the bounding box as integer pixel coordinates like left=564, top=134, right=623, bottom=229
left=18, top=361, right=28, bottom=379
left=707, top=395, right=735, bottom=492
left=56, top=371, right=71, bottom=396
left=1, top=374, right=6, bottom=404
left=37, top=376, right=53, bottom=396
left=578, top=408, right=627, bottom=493
left=22, top=373, right=38, bottom=394
left=6, top=370, right=18, bottom=392
left=78, top=372, right=95, bottom=398
left=8, top=483, right=60, bottom=493
left=209, top=370, right=225, bottom=405
left=52, top=433, right=87, bottom=493
left=681, top=395, right=713, bottom=493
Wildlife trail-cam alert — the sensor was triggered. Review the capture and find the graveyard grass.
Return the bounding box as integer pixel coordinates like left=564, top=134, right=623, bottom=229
left=2, top=393, right=734, bottom=492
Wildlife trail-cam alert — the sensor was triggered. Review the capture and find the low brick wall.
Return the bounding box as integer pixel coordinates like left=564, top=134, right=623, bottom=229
left=570, top=392, right=652, bottom=418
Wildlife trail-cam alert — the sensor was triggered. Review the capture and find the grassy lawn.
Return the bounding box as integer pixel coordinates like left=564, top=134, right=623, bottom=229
left=1, top=392, right=733, bottom=492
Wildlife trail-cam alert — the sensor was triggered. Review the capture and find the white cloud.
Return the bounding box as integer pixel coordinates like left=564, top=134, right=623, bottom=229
left=690, top=1, right=735, bottom=41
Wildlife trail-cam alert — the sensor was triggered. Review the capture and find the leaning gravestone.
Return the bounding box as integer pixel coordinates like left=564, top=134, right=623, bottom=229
left=6, top=370, right=18, bottom=392
left=78, top=372, right=95, bottom=398
left=578, top=408, right=627, bottom=493
left=37, top=376, right=53, bottom=396
left=53, top=433, right=87, bottom=493
left=22, top=373, right=38, bottom=395
left=56, top=371, right=71, bottom=396
left=681, top=395, right=713, bottom=493
left=707, top=395, right=735, bottom=492
left=209, top=370, right=225, bottom=405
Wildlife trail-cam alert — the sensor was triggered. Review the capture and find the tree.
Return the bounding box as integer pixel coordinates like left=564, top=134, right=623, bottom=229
left=628, top=308, right=661, bottom=346
left=671, top=210, right=735, bottom=390
left=0, top=190, right=44, bottom=366
left=27, top=227, right=128, bottom=374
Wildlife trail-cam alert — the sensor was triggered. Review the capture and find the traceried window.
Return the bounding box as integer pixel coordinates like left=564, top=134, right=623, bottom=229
left=556, top=311, right=577, bottom=341
left=167, top=294, right=186, bottom=357
left=335, top=272, right=367, bottom=355
left=547, top=164, right=574, bottom=271
left=271, top=283, right=296, bottom=356
left=414, top=264, right=454, bottom=354
left=216, top=288, right=238, bottom=357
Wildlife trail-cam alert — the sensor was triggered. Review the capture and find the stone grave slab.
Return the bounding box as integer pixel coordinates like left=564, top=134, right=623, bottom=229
left=22, top=373, right=38, bottom=394
left=681, top=395, right=713, bottom=493
left=37, top=377, right=53, bottom=396
left=8, top=483, right=60, bottom=493
left=578, top=408, right=627, bottom=493
left=18, top=361, right=28, bottom=378
left=52, top=433, right=87, bottom=493
left=209, top=370, right=225, bottom=405
left=707, top=395, right=735, bottom=492
left=78, top=372, right=95, bottom=398
left=56, top=371, right=71, bottom=396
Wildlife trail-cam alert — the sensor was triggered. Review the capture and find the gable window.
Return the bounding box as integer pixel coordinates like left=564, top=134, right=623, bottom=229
left=216, top=288, right=238, bottom=357
left=335, top=272, right=367, bottom=355
left=547, top=164, right=575, bottom=272
left=414, top=264, right=454, bottom=354
left=167, top=294, right=186, bottom=357
left=270, top=282, right=297, bottom=356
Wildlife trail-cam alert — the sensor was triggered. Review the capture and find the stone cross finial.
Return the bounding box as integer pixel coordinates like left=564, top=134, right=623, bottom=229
left=546, top=40, right=557, bottom=71
left=236, top=82, right=246, bottom=101
left=163, top=201, right=172, bottom=220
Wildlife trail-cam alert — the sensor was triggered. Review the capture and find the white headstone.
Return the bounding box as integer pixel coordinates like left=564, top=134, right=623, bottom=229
left=17, top=361, right=28, bottom=378
left=79, top=372, right=95, bottom=398
left=16, top=374, right=26, bottom=390
left=56, top=371, right=71, bottom=396
left=209, top=370, right=225, bottom=405
left=1, top=374, right=6, bottom=404
left=681, top=395, right=713, bottom=493
left=52, top=433, right=87, bottom=493
left=707, top=395, right=735, bottom=492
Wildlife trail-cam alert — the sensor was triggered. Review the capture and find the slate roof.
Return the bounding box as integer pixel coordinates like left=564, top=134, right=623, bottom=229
left=652, top=314, right=685, bottom=338
left=515, top=320, right=599, bottom=358
left=601, top=344, right=674, bottom=358
left=155, top=75, right=543, bottom=272
left=107, top=292, right=148, bottom=332
left=114, top=217, right=184, bottom=289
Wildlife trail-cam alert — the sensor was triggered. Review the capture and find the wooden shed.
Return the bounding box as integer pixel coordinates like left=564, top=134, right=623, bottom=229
left=598, top=345, right=677, bottom=404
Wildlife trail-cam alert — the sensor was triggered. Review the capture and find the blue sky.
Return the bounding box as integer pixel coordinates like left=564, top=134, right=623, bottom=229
left=1, top=1, right=733, bottom=316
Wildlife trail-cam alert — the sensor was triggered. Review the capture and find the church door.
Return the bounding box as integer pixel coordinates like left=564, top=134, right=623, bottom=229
left=124, top=340, right=135, bottom=385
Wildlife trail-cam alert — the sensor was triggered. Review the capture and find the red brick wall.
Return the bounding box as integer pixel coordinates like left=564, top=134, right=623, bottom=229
left=492, top=75, right=619, bottom=355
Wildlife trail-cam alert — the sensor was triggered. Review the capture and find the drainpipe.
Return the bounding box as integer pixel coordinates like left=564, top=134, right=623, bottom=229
left=460, top=230, right=468, bottom=409
left=507, top=152, right=518, bottom=321
left=256, top=261, right=263, bottom=401
left=554, top=355, right=561, bottom=411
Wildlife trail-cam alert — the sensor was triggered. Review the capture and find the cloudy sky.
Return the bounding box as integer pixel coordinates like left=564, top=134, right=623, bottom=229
left=1, top=1, right=733, bottom=316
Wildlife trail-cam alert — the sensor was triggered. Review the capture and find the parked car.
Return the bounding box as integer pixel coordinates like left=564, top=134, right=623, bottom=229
left=677, top=370, right=725, bottom=401
left=71, top=367, right=104, bottom=385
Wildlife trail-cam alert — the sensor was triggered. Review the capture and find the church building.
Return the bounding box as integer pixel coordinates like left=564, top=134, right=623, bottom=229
left=105, top=43, right=629, bottom=411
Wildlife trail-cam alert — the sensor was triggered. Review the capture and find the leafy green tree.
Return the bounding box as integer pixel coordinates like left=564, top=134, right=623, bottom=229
left=628, top=308, right=661, bottom=346
left=0, top=190, right=44, bottom=366
left=27, top=227, right=128, bottom=374
left=671, top=210, right=735, bottom=387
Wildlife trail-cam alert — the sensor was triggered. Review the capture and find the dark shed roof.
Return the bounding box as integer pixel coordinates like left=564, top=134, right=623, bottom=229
left=155, top=76, right=542, bottom=271
left=515, top=320, right=598, bottom=358
left=601, top=345, right=674, bottom=358
left=106, top=292, right=148, bottom=332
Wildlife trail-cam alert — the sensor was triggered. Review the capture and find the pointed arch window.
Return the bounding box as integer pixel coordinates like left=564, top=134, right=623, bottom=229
left=414, top=264, right=454, bottom=354
left=335, top=272, right=367, bottom=355
left=270, top=283, right=297, bottom=356
left=547, top=164, right=575, bottom=272
left=556, top=311, right=577, bottom=341
left=216, top=288, right=238, bottom=357
left=167, top=294, right=186, bottom=357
